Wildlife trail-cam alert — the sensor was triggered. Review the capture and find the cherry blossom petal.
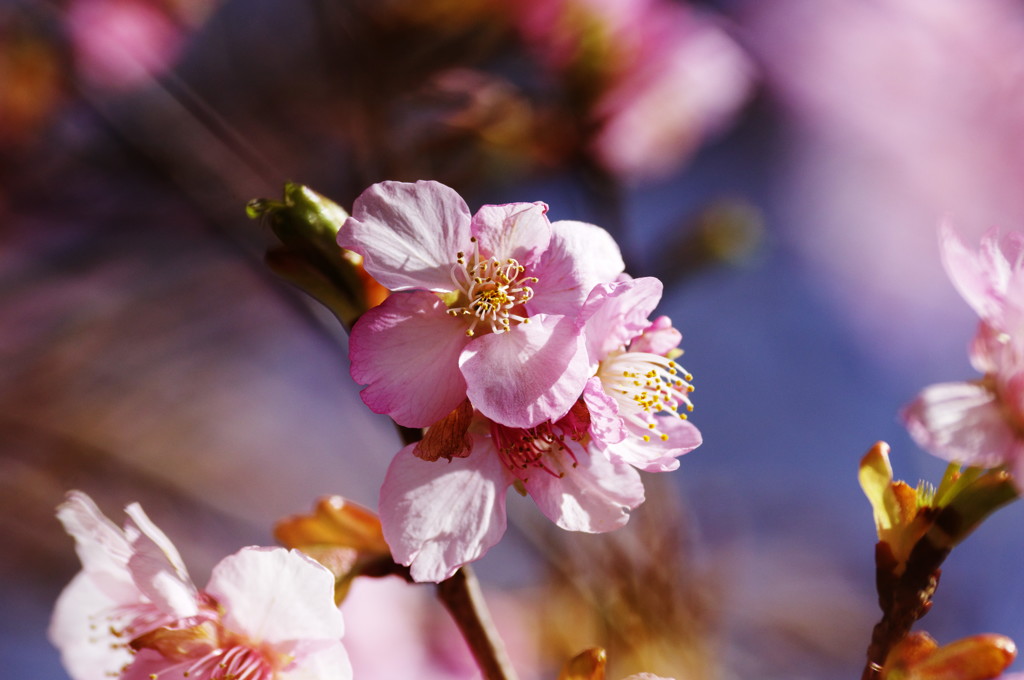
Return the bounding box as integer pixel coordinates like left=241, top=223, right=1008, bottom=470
left=461, top=314, right=589, bottom=428
left=609, top=416, right=702, bottom=472
left=380, top=437, right=510, bottom=582
left=582, top=377, right=626, bottom=445
left=124, top=503, right=199, bottom=619
left=940, top=224, right=1024, bottom=334
left=120, top=649, right=188, bottom=680
left=903, top=381, right=1019, bottom=469
left=207, top=547, right=345, bottom=645
left=629, top=316, right=682, bottom=356
left=339, top=180, right=471, bottom=292
left=471, top=202, right=551, bottom=267
left=279, top=641, right=353, bottom=680
left=581, top=278, right=663, bottom=363
left=56, top=491, right=133, bottom=583
left=50, top=573, right=134, bottom=680
left=940, top=225, right=1006, bottom=324
left=349, top=291, right=470, bottom=428
left=530, top=219, right=625, bottom=317
left=524, top=444, right=644, bottom=532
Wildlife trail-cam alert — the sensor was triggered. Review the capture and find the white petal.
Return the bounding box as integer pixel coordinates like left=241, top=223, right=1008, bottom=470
left=279, top=641, right=353, bottom=680
left=49, top=573, right=135, bottom=680
left=124, top=503, right=199, bottom=618
left=380, top=438, right=510, bottom=583
left=524, top=443, right=644, bottom=533
left=903, top=381, right=1020, bottom=468
left=56, top=491, right=133, bottom=581
left=206, top=547, right=345, bottom=645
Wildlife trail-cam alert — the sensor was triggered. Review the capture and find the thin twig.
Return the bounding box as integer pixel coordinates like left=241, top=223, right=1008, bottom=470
left=437, top=566, right=520, bottom=680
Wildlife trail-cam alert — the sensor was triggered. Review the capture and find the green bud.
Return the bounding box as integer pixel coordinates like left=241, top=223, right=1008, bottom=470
left=248, top=183, right=369, bottom=329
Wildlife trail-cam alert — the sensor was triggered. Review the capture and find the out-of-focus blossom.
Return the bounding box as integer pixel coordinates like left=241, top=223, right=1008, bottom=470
left=903, top=228, right=1024, bottom=479
left=744, top=0, right=1024, bottom=371
left=878, top=631, right=1016, bottom=680
left=67, top=0, right=185, bottom=90
left=339, top=179, right=623, bottom=429
left=507, top=0, right=753, bottom=181
left=50, top=491, right=351, bottom=680
left=378, top=278, right=699, bottom=582
left=0, top=21, right=64, bottom=149
left=938, top=225, right=1024, bottom=337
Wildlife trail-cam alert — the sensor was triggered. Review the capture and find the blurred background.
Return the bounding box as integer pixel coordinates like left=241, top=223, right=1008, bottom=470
left=5, top=0, right=1024, bottom=678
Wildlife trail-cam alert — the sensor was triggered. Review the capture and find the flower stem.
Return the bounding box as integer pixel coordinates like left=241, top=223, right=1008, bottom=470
left=437, top=566, right=520, bottom=680
left=860, top=539, right=946, bottom=680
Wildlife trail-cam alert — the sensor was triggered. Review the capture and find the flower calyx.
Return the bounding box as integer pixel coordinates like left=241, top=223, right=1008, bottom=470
left=248, top=183, right=378, bottom=329
left=859, top=442, right=1018, bottom=578
left=275, top=495, right=396, bottom=603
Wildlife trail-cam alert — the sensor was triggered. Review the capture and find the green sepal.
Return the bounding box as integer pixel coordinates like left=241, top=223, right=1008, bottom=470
left=248, top=183, right=367, bottom=329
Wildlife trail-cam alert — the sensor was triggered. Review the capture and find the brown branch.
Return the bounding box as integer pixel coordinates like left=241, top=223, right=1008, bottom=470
left=860, top=539, right=946, bottom=680
left=437, top=566, right=520, bottom=680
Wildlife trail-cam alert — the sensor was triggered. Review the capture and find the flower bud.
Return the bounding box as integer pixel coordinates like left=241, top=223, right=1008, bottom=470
left=880, top=631, right=1016, bottom=680
left=275, top=495, right=394, bottom=603
left=248, top=183, right=374, bottom=328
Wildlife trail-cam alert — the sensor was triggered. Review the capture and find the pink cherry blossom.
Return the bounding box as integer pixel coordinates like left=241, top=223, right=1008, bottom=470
left=939, top=224, right=1024, bottom=337
left=340, top=180, right=624, bottom=429
left=49, top=491, right=351, bottom=680
left=378, top=277, right=700, bottom=582
left=903, top=227, right=1024, bottom=481
left=582, top=277, right=703, bottom=472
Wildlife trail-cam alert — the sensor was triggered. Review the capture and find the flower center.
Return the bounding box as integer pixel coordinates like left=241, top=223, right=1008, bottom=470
left=145, top=644, right=275, bottom=680
left=597, top=352, right=694, bottom=442
left=490, top=403, right=590, bottom=479
left=447, top=237, right=538, bottom=337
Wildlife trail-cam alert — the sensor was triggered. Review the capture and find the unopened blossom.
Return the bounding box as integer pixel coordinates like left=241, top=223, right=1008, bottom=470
left=379, top=277, right=700, bottom=582
left=340, top=179, right=623, bottom=429
left=878, top=631, right=1016, bottom=680
left=904, top=226, right=1024, bottom=481
left=49, top=491, right=351, bottom=680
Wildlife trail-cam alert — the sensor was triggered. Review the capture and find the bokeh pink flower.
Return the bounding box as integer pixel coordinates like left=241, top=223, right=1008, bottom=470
left=904, top=227, right=1024, bottom=481
left=744, top=0, right=1024, bottom=372
left=67, top=0, right=186, bottom=90
left=49, top=491, right=351, bottom=680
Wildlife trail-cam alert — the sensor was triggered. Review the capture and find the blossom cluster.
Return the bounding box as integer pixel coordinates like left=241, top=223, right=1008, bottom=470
left=50, top=491, right=351, bottom=680
left=339, top=180, right=701, bottom=582
left=904, top=226, right=1024, bottom=482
